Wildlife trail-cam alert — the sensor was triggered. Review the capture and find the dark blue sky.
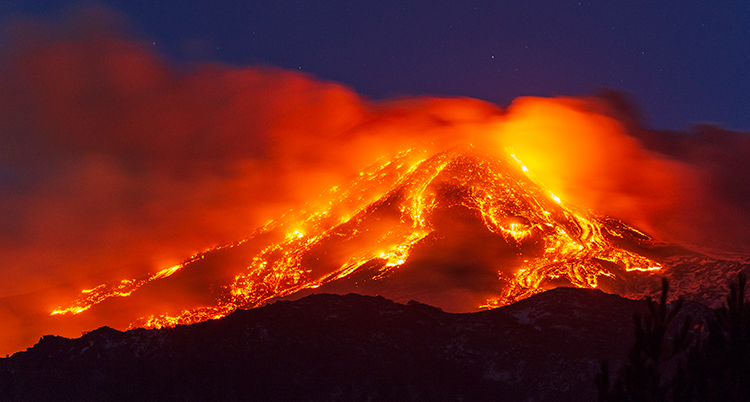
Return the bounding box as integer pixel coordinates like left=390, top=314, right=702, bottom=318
left=1, top=1, right=748, bottom=130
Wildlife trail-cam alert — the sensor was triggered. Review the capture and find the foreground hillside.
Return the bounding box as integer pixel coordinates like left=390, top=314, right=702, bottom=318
left=0, top=288, right=702, bottom=402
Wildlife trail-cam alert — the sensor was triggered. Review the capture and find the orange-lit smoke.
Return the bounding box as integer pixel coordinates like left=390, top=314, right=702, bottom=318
left=495, top=97, right=691, bottom=241
left=2, top=9, right=750, bottom=356
left=494, top=96, right=750, bottom=251
left=0, top=9, right=497, bottom=299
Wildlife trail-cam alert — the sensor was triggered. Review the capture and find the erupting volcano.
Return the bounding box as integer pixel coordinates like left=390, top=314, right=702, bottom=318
left=3, top=5, right=750, bottom=400
left=50, top=144, right=671, bottom=331
left=3, top=11, right=750, bottom=361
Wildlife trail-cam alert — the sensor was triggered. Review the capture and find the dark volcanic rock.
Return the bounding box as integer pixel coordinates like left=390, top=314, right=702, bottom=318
left=1, top=288, right=684, bottom=402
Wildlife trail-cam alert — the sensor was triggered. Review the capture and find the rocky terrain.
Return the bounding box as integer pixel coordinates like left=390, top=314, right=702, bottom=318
left=0, top=287, right=708, bottom=402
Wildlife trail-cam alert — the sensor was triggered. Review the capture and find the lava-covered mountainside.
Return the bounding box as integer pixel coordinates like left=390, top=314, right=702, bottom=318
left=9, top=146, right=748, bottom=361
left=50, top=146, right=688, bottom=330
left=0, top=288, right=709, bottom=402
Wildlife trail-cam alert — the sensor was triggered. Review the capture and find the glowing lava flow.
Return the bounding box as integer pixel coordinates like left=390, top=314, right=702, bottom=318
left=51, top=254, right=204, bottom=315
left=130, top=149, right=447, bottom=328
left=52, top=146, right=662, bottom=329
left=477, top=153, right=662, bottom=307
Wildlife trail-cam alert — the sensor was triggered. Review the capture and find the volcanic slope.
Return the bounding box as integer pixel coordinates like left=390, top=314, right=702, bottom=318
left=51, top=145, right=743, bottom=331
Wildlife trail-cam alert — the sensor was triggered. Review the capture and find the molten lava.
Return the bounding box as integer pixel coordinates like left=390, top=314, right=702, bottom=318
left=52, top=146, right=661, bottom=329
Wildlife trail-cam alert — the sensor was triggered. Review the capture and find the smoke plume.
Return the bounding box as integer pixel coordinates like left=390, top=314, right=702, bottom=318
left=0, top=9, right=494, bottom=298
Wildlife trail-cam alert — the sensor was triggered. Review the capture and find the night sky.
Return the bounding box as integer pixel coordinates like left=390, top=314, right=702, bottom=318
left=1, top=1, right=748, bottom=131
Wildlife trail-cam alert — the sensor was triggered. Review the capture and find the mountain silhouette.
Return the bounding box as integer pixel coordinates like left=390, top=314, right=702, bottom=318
left=2, top=289, right=712, bottom=402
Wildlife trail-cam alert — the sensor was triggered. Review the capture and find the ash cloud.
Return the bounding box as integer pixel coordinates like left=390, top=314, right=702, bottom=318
left=630, top=121, right=750, bottom=251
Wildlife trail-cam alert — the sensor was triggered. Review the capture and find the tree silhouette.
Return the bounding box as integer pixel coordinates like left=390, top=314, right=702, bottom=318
left=598, top=272, right=750, bottom=402
left=596, top=278, right=685, bottom=402
left=672, top=272, right=750, bottom=402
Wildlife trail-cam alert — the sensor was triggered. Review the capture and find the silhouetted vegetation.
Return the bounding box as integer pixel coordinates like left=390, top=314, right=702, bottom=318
left=672, top=272, right=750, bottom=402
left=597, top=273, right=750, bottom=402
left=596, top=278, right=686, bottom=402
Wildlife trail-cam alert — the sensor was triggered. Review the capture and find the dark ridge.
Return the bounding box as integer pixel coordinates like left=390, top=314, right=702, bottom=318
left=0, top=288, right=707, bottom=402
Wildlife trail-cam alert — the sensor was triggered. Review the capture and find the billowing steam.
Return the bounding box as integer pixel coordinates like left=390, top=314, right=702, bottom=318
left=1, top=9, right=749, bottom=356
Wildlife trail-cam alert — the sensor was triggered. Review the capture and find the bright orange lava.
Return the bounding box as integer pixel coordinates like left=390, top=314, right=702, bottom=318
left=52, top=146, right=661, bottom=329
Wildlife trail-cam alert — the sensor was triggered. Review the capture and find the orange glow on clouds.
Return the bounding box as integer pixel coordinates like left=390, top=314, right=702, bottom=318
left=496, top=97, right=693, bottom=237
